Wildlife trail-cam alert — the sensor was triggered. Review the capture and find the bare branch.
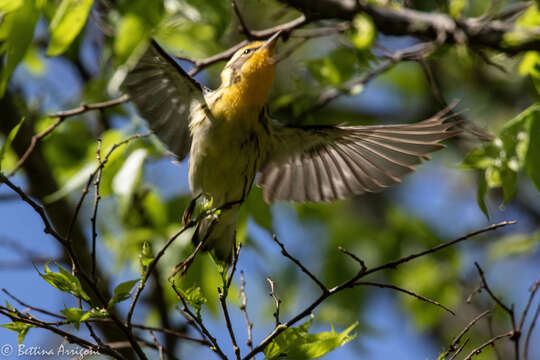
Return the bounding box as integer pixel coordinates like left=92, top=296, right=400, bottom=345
left=279, top=0, right=540, bottom=54
left=271, top=234, right=328, bottom=293
left=240, top=271, right=254, bottom=354
left=354, top=281, right=455, bottom=315
left=266, top=277, right=282, bottom=328
left=524, top=300, right=540, bottom=360
left=232, top=0, right=253, bottom=38
left=127, top=223, right=196, bottom=328
left=219, top=287, right=241, bottom=360
left=338, top=246, right=367, bottom=273
left=518, top=274, right=540, bottom=332
left=243, top=221, right=515, bottom=360
left=171, top=282, right=228, bottom=360
left=462, top=332, right=513, bottom=360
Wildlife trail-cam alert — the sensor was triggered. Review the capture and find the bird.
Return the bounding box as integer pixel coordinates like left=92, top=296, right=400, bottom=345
left=123, top=32, right=459, bottom=263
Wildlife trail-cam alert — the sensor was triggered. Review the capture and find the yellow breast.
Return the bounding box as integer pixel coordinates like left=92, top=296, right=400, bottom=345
left=210, top=49, right=275, bottom=122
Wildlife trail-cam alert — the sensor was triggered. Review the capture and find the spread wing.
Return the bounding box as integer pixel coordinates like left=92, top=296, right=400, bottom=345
left=257, top=116, right=459, bottom=203
left=123, top=40, right=208, bottom=160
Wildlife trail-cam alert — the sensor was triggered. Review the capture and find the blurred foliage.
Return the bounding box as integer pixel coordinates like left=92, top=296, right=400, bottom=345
left=1, top=0, right=540, bottom=359
left=462, top=105, right=540, bottom=215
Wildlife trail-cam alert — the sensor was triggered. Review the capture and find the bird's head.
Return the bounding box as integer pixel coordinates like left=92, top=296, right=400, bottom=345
left=219, top=32, right=280, bottom=108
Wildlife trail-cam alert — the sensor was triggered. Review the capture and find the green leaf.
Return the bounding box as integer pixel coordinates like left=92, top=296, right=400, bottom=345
left=113, top=0, right=163, bottom=65
left=488, top=230, right=540, bottom=261
left=108, top=279, right=140, bottom=308
left=0, top=0, right=23, bottom=13
left=139, top=241, right=154, bottom=278
left=39, top=263, right=91, bottom=303
left=525, top=112, right=540, bottom=190
left=264, top=318, right=357, bottom=360
left=176, top=285, right=207, bottom=319
left=47, top=0, right=94, bottom=56
left=350, top=14, right=375, bottom=49
left=60, top=307, right=92, bottom=330
left=112, top=148, right=147, bottom=198
left=0, top=0, right=40, bottom=97
left=462, top=104, right=540, bottom=209
left=477, top=172, right=488, bottom=218
left=0, top=117, right=23, bottom=171
left=308, top=48, right=357, bottom=86
left=1, top=322, right=33, bottom=343
left=449, top=0, right=467, bottom=18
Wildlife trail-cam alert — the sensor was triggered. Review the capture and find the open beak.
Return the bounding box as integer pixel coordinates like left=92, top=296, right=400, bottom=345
left=260, top=31, right=281, bottom=51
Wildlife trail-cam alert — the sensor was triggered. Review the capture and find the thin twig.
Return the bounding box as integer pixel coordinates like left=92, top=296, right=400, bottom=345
left=271, top=234, right=328, bottom=293
left=451, top=310, right=491, bottom=351
left=0, top=308, right=124, bottom=359
left=474, top=262, right=519, bottom=359
left=149, top=330, right=164, bottom=360
left=524, top=300, right=540, bottom=360
left=127, top=223, right=196, bottom=328
left=354, top=281, right=455, bottom=315
left=218, top=287, right=241, bottom=360
left=338, top=246, right=367, bottom=272
left=171, top=282, right=228, bottom=360
left=442, top=310, right=491, bottom=359
left=266, top=277, right=281, bottom=328
left=225, top=243, right=242, bottom=293
left=242, top=221, right=515, bottom=360
left=240, top=271, right=254, bottom=354
left=90, top=139, right=103, bottom=281
left=462, top=332, right=513, bottom=360
left=518, top=275, right=540, bottom=332
left=232, top=0, right=252, bottom=38
left=183, top=16, right=307, bottom=76
left=448, top=338, right=470, bottom=360
left=2, top=288, right=64, bottom=319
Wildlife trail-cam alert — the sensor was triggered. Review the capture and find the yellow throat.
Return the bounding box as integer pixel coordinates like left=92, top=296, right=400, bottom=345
left=210, top=35, right=279, bottom=121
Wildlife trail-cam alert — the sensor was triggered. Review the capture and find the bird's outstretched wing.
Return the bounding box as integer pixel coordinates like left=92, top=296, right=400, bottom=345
left=123, top=40, right=207, bottom=160
left=257, top=115, right=459, bottom=203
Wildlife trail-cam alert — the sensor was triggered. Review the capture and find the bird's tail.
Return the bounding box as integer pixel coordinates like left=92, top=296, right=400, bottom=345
left=193, top=205, right=239, bottom=263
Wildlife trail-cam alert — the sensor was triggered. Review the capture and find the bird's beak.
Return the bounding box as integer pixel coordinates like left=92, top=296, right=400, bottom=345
left=260, top=31, right=281, bottom=51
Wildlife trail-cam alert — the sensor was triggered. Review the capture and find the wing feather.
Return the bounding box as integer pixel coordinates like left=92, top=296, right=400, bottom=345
left=258, top=116, right=460, bottom=203
left=123, top=40, right=208, bottom=160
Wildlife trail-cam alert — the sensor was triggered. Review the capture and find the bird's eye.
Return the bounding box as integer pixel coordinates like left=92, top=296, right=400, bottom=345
left=243, top=49, right=251, bottom=55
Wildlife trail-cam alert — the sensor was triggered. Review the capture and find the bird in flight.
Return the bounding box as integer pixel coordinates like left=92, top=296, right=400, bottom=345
left=123, top=32, right=458, bottom=262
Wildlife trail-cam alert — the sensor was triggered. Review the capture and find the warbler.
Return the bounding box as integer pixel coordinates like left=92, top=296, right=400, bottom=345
left=123, top=32, right=458, bottom=262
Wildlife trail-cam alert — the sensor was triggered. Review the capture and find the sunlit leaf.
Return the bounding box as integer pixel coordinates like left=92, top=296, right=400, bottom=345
left=108, top=279, right=140, bottom=309
left=60, top=307, right=92, bottom=330
left=350, top=14, right=375, bottom=49
left=488, top=229, right=540, bottom=261
left=449, top=0, right=467, bottom=18
left=264, top=317, right=357, bottom=360
left=1, top=322, right=33, bottom=344
left=462, top=104, right=540, bottom=211
left=0, top=0, right=23, bottom=13
left=139, top=241, right=154, bottom=278
left=39, top=263, right=91, bottom=303
left=176, top=284, right=207, bottom=319
left=525, top=113, right=540, bottom=190
left=112, top=148, right=147, bottom=197
left=47, top=0, right=94, bottom=56
left=0, top=117, right=23, bottom=171
left=308, top=48, right=357, bottom=86
left=0, top=0, right=39, bottom=97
